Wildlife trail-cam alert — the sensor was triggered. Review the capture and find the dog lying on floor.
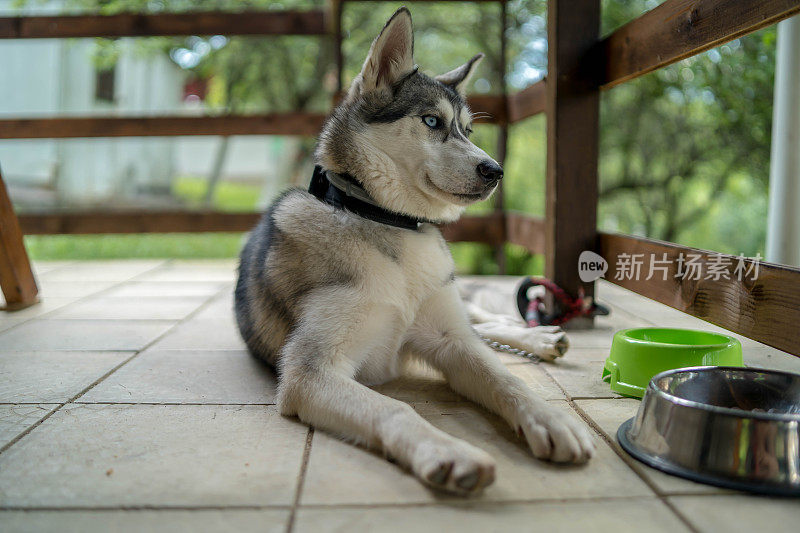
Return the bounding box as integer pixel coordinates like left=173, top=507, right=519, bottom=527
left=235, top=7, right=594, bottom=495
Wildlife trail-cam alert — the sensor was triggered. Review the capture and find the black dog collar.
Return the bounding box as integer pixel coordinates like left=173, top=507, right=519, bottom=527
left=308, top=165, right=434, bottom=231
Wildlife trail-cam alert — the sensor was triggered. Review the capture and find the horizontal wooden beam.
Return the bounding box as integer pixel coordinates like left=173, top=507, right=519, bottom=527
left=439, top=212, right=505, bottom=246
left=331, top=94, right=506, bottom=124
left=600, top=232, right=800, bottom=357
left=18, top=210, right=263, bottom=234
left=598, top=0, right=800, bottom=89
left=3, top=99, right=508, bottom=140
left=505, top=212, right=545, bottom=254
left=0, top=113, right=327, bottom=139
left=0, top=10, right=327, bottom=39
left=18, top=209, right=515, bottom=246
left=508, top=79, right=545, bottom=123
left=466, top=95, right=507, bottom=124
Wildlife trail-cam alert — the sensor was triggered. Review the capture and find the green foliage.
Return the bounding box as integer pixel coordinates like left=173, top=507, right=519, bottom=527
left=598, top=24, right=775, bottom=256
left=25, top=233, right=245, bottom=259
left=172, top=176, right=260, bottom=212
left=14, top=0, right=778, bottom=268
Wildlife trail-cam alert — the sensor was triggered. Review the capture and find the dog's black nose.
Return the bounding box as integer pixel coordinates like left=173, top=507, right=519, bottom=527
left=477, top=160, right=503, bottom=184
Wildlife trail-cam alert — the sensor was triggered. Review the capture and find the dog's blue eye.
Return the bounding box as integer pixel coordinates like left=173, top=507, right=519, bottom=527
left=423, top=116, right=440, bottom=129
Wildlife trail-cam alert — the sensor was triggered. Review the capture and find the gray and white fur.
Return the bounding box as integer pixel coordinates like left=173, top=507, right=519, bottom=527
left=235, top=7, right=594, bottom=495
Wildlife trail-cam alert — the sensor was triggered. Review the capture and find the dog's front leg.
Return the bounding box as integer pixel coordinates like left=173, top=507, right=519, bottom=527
left=276, top=319, right=496, bottom=494
left=408, top=286, right=595, bottom=463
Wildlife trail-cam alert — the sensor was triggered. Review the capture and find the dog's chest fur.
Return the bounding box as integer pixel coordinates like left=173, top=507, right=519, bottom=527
left=236, top=189, right=454, bottom=384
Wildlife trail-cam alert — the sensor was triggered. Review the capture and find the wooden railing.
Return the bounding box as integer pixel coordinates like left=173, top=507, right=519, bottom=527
left=2, top=1, right=800, bottom=357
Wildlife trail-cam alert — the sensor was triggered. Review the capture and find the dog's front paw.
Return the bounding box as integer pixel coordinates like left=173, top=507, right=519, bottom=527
left=413, top=437, right=496, bottom=495
left=522, top=326, right=569, bottom=361
left=515, top=400, right=595, bottom=463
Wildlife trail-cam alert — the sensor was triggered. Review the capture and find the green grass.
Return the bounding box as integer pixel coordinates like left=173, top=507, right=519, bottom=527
left=25, top=176, right=256, bottom=261
left=25, top=233, right=246, bottom=260
left=23, top=175, right=539, bottom=275
left=171, top=176, right=262, bottom=212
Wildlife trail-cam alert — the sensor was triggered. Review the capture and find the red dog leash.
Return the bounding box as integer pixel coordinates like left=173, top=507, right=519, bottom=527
left=515, top=277, right=609, bottom=327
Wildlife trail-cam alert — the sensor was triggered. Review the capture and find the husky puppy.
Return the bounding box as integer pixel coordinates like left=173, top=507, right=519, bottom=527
left=235, top=7, right=594, bottom=495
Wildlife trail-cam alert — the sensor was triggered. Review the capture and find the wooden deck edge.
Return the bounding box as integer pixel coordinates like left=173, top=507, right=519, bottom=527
left=599, top=232, right=800, bottom=357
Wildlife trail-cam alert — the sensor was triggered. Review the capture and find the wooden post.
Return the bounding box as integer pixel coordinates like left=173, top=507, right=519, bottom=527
left=331, top=0, right=344, bottom=100
left=545, top=0, right=600, bottom=316
left=494, top=0, right=508, bottom=273
left=0, top=168, right=38, bottom=310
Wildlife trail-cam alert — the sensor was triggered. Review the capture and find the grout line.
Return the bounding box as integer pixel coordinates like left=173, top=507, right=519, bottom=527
left=600, top=299, right=658, bottom=324
left=537, top=365, right=698, bottom=532
left=0, top=494, right=682, bottom=513
left=0, top=353, right=140, bottom=456
left=0, top=260, right=173, bottom=335
left=67, top=285, right=231, bottom=404
left=71, top=402, right=278, bottom=406
left=0, top=284, right=229, bottom=457
left=296, top=495, right=663, bottom=509
left=286, top=428, right=315, bottom=533
left=569, top=401, right=700, bottom=533
left=569, top=395, right=623, bottom=400
left=0, top=504, right=292, bottom=512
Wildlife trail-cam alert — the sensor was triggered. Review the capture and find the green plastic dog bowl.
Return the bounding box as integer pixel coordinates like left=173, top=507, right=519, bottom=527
left=602, top=328, right=743, bottom=398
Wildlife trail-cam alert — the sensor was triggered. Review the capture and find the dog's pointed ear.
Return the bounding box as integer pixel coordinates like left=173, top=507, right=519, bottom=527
left=357, top=7, right=415, bottom=92
left=435, top=53, right=484, bottom=94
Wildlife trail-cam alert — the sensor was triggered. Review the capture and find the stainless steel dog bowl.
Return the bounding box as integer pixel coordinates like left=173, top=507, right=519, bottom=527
left=618, top=366, right=800, bottom=495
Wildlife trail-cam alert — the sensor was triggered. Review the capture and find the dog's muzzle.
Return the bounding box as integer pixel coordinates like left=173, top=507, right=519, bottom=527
left=477, top=160, right=503, bottom=188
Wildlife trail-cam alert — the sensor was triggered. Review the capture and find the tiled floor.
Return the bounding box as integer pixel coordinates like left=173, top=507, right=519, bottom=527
left=1, top=260, right=799, bottom=532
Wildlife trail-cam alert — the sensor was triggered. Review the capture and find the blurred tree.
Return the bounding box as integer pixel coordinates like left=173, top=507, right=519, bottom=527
left=13, top=0, right=777, bottom=266
left=599, top=2, right=775, bottom=255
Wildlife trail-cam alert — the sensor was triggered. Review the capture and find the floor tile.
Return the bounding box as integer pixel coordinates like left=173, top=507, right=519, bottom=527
left=295, top=499, right=688, bottom=533
left=49, top=296, right=210, bottom=321
left=562, top=313, right=646, bottom=349
left=743, top=346, right=800, bottom=374
left=505, top=362, right=566, bottom=400
left=301, top=400, right=653, bottom=505
left=0, top=320, right=174, bottom=351
left=0, top=319, right=25, bottom=333
left=372, top=365, right=462, bottom=403
left=301, top=430, right=433, bottom=506
left=150, top=318, right=245, bottom=351
left=0, top=404, right=307, bottom=507
left=556, top=346, right=611, bottom=363
left=31, top=261, right=75, bottom=276
left=191, top=293, right=236, bottom=320
left=36, top=281, right=118, bottom=298
left=574, top=399, right=731, bottom=494
left=103, top=282, right=229, bottom=298
left=135, top=260, right=237, bottom=283
left=0, top=297, right=80, bottom=322
left=0, top=352, right=130, bottom=402
left=0, top=405, right=58, bottom=448
left=39, top=260, right=166, bottom=282
left=543, top=360, right=621, bottom=399
left=79, top=350, right=277, bottom=404
left=0, top=509, right=289, bottom=533
left=669, top=495, right=800, bottom=533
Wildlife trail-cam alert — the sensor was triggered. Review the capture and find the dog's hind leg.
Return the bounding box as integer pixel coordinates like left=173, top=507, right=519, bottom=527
left=276, top=317, right=496, bottom=494
left=408, top=285, right=595, bottom=464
